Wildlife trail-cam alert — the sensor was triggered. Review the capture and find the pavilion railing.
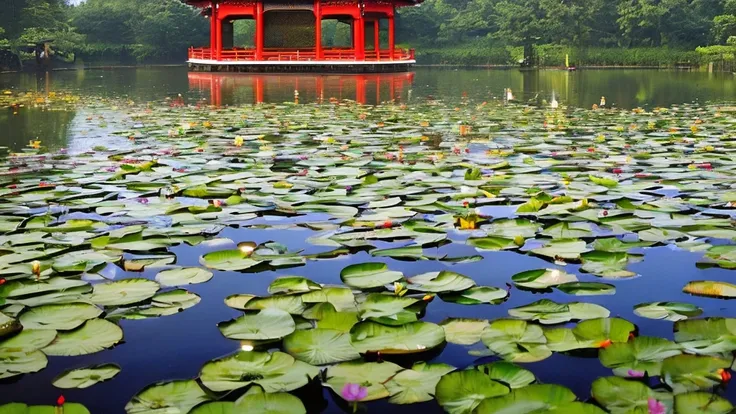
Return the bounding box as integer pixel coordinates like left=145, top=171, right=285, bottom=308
left=188, top=47, right=415, bottom=62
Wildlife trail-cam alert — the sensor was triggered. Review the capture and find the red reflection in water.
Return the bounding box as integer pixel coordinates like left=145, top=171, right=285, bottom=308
left=188, top=72, right=415, bottom=106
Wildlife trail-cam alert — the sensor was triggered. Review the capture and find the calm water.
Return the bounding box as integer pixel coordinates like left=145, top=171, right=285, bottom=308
left=2, top=66, right=736, bottom=151
left=1, top=67, right=736, bottom=413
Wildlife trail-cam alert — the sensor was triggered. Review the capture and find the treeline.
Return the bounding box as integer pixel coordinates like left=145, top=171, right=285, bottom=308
left=1, top=0, right=736, bottom=66
left=0, top=0, right=208, bottom=64
left=398, top=0, right=736, bottom=65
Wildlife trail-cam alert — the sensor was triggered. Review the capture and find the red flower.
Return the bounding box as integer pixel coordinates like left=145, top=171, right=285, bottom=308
left=628, top=332, right=636, bottom=340
left=0, top=278, right=5, bottom=285
left=612, top=168, right=623, bottom=174
left=634, top=173, right=649, bottom=178
left=699, top=163, right=713, bottom=170
left=587, top=147, right=595, bottom=153
left=602, top=210, right=609, bottom=217
left=57, top=395, right=65, bottom=406
left=7, top=184, right=16, bottom=189
left=382, top=220, right=392, bottom=229
left=463, top=201, right=469, bottom=208
left=721, top=369, right=732, bottom=383
left=598, top=339, right=612, bottom=349
left=465, top=148, right=470, bottom=153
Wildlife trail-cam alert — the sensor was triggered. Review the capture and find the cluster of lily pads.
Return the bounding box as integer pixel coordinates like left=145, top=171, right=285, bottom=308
left=0, top=96, right=735, bottom=413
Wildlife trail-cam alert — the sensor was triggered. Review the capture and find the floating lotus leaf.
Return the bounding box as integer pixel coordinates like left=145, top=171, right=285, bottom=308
left=435, top=369, right=510, bottom=414
left=199, top=351, right=319, bottom=392
left=599, top=336, right=682, bottom=377
left=267, top=277, right=321, bottom=295
left=530, top=239, right=589, bottom=260
left=440, top=318, right=490, bottom=345
left=545, top=318, right=635, bottom=352
left=218, top=308, right=295, bottom=341
left=511, top=269, right=577, bottom=289
left=225, top=294, right=306, bottom=315
left=301, top=286, right=356, bottom=312
left=325, top=361, right=403, bottom=402
left=661, top=354, right=731, bottom=394
left=89, top=278, right=160, bottom=306
left=0, top=350, right=47, bottom=379
left=0, top=277, right=89, bottom=299
left=358, top=293, right=420, bottom=321
left=475, top=361, right=535, bottom=389
left=697, top=245, right=736, bottom=269
left=474, top=384, right=578, bottom=414
left=42, top=319, right=123, bottom=356
left=439, top=286, right=508, bottom=305
left=591, top=376, right=672, bottom=414
left=481, top=319, right=552, bottom=363
left=370, top=246, right=429, bottom=260
left=0, top=329, right=56, bottom=354
left=467, top=236, right=518, bottom=251
left=349, top=321, right=445, bottom=354
left=0, top=402, right=91, bottom=414
left=508, top=299, right=610, bottom=325
left=673, top=392, right=734, bottom=414
left=52, top=363, right=121, bottom=389
left=154, top=267, right=213, bottom=287
left=199, top=249, right=264, bottom=271
left=683, top=281, right=736, bottom=298
left=407, top=271, right=475, bottom=293
left=634, top=302, right=703, bottom=322
left=19, top=303, right=102, bottom=330
left=108, top=289, right=201, bottom=320
left=283, top=328, right=359, bottom=365
left=580, top=251, right=642, bottom=278
left=126, top=379, right=212, bottom=414
left=385, top=362, right=455, bottom=404
left=340, top=262, right=403, bottom=289
left=556, top=282, right=616, bottom=296
left=674, top=318, right=736, bottom=354
left=233, top=387, right=306, bottom=414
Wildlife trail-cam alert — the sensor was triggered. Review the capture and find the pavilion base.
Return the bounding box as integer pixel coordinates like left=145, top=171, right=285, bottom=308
left=188, top=60, right=415, bottom=74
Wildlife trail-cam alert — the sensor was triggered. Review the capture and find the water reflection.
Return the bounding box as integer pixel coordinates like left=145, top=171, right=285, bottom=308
left=188, top=72, right=416, bottom=106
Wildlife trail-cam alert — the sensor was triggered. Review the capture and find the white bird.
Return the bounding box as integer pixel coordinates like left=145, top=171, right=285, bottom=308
left=550, top=92, right=559, bottom=109
left=600, top=96, right=606, bottom=107
left=505, top=88, right=514, bottom=102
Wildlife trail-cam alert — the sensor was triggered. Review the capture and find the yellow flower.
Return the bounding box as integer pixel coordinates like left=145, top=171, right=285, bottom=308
left=326, top=137, right=336, bottom=144
left=393, top=282, right=408, bottom=297
left=514, top=235, right=525, bottom=247
left=704, top=145, right=714, bottom=152
left=29, top=140, right=41, bottom=149
left=203, top=121, right=213, bottom=128
left=420, top=121, right=430, bottom=127
left=596, top=135, right=606, bottom=143
left=273, top=181, right=293, bottom=189
left=420, top=136, right=429, bottom=142
left=688, top=164, right=697, bottom=170
left=31, top=260, right=41, bottom=278
left=233, top=136, right=244, bottom=147
left=580, top=198, right=589, bottom=208
left=458, top=216, right=477, bottom=230
left=690, top=125, right=699, bottom=134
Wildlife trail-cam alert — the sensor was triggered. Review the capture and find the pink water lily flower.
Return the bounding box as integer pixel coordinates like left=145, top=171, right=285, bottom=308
left=648, top=397, right=666, bottom=414
left=628, top=370, right=645, bottom=378
left=341, top=383, right=368, bottom=402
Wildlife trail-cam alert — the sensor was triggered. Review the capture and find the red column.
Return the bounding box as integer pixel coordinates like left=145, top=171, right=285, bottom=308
left=215, top=9, right=222, bottom=60
left=209, top=2, right=216, bottom=59
left=314, top=0, right=322, bottom=60
left=355, top=15, right=365, bottom=60
left=388, top=14, right=395, bottom=61
left=255, top=0, right=264, bottom=60
left=373, top=20, right=380, bottom=60
left=356, top=75, right=366, bottom=104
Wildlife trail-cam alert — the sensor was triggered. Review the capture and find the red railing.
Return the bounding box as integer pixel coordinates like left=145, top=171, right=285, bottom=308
left=188, top=47, right=415, bottom=62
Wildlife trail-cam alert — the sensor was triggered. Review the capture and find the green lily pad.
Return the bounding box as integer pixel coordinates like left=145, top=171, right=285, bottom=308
left=674, top=392, right=734, bottom=414
left=268, top=277, right=321, bottom=295
left=19, top=303, right=102, bottom=330
left=385, top=362, right=455, bottom=404
left=481, top=319, right=552, bottom=362
left=340, top=262, right=403, bottom=289
left=661, top=354, right=731, bottom=394
left=634, top=302, right=703, bottom=322
left=126, top=379, right=212, bottom=414
left=199, top=351, right=319, bottom=392
left=199, top=249, right=263, bottom=271
left=440, top=318, right=490, bottom=345
left=89, top=278, right=160, bottom=307
left=439, top=286, right=508, bottom=305
left=42, top=319, right=123, bottom=356
left=508, top=299, right=610, bottom=324
left=475, top=361, right=535, bottom=389
left=556, top=282, right=616, bottom=296
left=511, top=269, right=577, bottom=289
left=325, top=360, right=403, bottom=402
left=435, top=369, right=510, bottom=414
left=155, top=267, right=213, bottom=287
left=475, top=384, right=578, bottom=413
left=283, top=328, right=359, bottom=365
left=591, top=376, right=671, bottom=414
left=599, top=336, right=682, bottom=377
left=52, top=363, right=121, bottom=389
left=350, top=321, right=445, bottom=354
left=218, top=308, right=295, bottom=341
left=407, top=271, right=476, bottom=293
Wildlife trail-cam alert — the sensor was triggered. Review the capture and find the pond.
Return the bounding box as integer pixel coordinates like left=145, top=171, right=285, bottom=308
left=0, top=66, right=735, bottom=414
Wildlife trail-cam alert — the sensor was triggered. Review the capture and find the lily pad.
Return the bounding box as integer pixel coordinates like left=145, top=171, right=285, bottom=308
left=52, top=363, right=121, bottom=389
left=511, top=269, right=577, bottom=289
left=350, top=321, right=445, bottom=354
left=155, top=267, right=213, bottom=287
left=42, top=319, right=123, bottom=356
left=340, top=262, right=403, bottom=289
left=126, top=379, right=212, bottom=414
left=218, top=308, right=295, bottom=341
left=634, top=302, right=703, bottom=322
left=435, top=369, right=510, bottom=414
left=385, top=362, right=455, bottom=404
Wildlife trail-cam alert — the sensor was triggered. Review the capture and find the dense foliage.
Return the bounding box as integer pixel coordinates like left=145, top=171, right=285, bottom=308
left=2, top=0, right=736, bottom=64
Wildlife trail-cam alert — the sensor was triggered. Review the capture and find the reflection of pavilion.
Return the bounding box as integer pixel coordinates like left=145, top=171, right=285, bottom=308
left=183, top=0, right=421, bottom=73
left=188, top=72, right=415, bottom=105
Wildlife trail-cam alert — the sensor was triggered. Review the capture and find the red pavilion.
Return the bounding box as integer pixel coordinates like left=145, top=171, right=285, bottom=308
left=184, top=0, right=422, bottom=72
